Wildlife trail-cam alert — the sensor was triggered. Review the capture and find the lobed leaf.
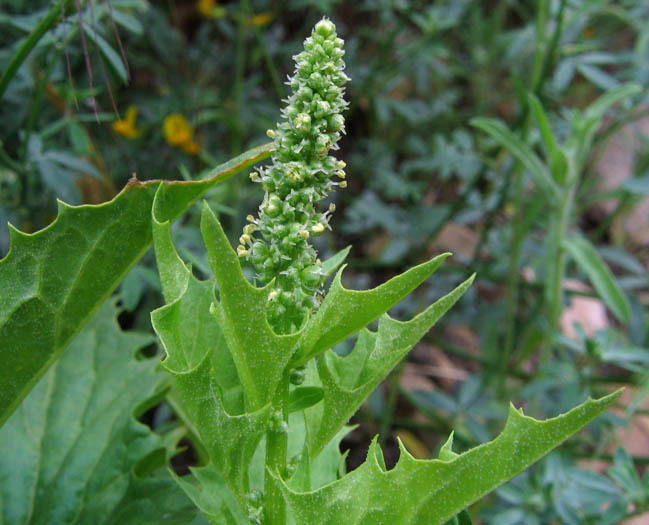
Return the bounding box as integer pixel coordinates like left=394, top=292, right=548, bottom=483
left=292, top=253, right=453, bottom=367
left=280, top=390, right=622, bottom=524
left=0, top=300, right=200, bottom=524
left=304, top=274, right=475, bottom=458
left=150, top=207, right=268, bottom=498
left=200, top=203, right=302, bottom=411
left=0, top=142, right=273, bottom=427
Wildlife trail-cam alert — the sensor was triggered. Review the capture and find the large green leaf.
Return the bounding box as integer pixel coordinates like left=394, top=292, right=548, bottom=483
left=0, top=300, right=200, bottom=524
left=305, top=274, right=475, bottom=458
left=279, top=390, right=621, bottom=524
left=0, top=142, right=272, bottom=427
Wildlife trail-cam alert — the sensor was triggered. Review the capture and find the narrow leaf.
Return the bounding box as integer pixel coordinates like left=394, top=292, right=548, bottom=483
left=564, top=234, right=631, bottom=323
left=82, top=25, right=128, bottom=84
left=577, top=84, right=641, bottom=156
left=471, top=117, right=560, bottom=198
left=321, top=245, right=351, bottom=278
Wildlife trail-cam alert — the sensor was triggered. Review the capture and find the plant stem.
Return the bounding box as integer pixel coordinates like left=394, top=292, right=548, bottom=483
left=0, top=0, right=77, bottom=100
left=543, top=184, right=574, bottom=362
left=499, top=0, right=552, bottom=393
left=264, top=373, right=289, bottom=524
left=379, top=358, right=406, bottom=446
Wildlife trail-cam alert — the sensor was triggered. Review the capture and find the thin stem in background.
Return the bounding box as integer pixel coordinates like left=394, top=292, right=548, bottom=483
left=0, top=0, right=77, bottom=100
left=543, top=185, right=575, bottom=363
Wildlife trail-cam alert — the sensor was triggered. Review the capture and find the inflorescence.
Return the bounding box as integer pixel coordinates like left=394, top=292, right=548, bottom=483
left=239, top=18, right=349, bottom=333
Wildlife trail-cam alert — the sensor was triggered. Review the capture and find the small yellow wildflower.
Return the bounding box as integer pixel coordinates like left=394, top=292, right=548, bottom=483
left=197, top=0, right=226, bottom=19
left=163, top=114, right=201, bottom=155
left=163, top=114, right=193, bottom=146
left=112, top=105, right=140, bottom=139
left=248, top=12, right=272, bottom=27
left=181, top=141, right=201, bottom=155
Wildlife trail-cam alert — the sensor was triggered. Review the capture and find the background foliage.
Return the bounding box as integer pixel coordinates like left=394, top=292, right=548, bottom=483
left=1, top=0, right=649, bottom=522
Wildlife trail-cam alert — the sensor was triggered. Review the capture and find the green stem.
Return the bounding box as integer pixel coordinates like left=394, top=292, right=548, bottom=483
left=499, top=0, right=552, bottom=393
left=543, top=184, right=575, bottom=362
left=22, top=46, right=64, bottom=162
left=264, top=373, right=289, bottom=525
left=0, top=0, right=76, bottom=100
left=379, top=358, right=406, bottom=447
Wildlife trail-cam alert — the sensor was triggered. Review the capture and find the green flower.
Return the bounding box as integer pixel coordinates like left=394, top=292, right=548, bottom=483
left=240, top=18, right=349, bottom=334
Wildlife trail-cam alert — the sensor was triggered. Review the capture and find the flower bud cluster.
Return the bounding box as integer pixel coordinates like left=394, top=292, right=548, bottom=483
left=240, top=18, right=349, bottom=333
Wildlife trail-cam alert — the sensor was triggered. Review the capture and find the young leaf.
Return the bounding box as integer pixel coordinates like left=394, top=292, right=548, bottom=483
left=288, top=386, right=325, bottom=414
left=200, top=203, right=302, bottom=411
left=0, top=142, right=272, bottom=428
left=150, top=200, right=242, bottom=414
left=279, top=390, right=622, bottom=524
left=0, top=300, right=200, bottom=524
left=564, top=234, right=631, bottom=324
left=170, top=464, right=249, bottom=524
left=150, top=207, right=269, bottom=497
left=527, top=93, right=568, bottom=184
left=321, top=245, right=351, bottom=278
left=292, top=253, right=453, bottom=367
left=471, top=117, right=560, bottom=199
left=304, top=274, right=474, bottom=458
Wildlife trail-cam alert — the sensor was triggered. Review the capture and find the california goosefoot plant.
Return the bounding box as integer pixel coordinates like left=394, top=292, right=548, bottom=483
left=149, top=17, right=621, bottom=525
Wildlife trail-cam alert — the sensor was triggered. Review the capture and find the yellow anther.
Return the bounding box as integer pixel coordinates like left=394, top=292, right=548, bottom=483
left=339, top=180, right=347, bottom=188
left=243, top=224, right=256, bottom=235
left=329, top=203, right=336, bottom=213
left=247, top=215, right=255, bottom=222
left=266, top=129, right=277, bottom=138
left=336, top=160, right=346, bottom=169
left=337, top=169, right=346, bottom=179
left=237, top=245, right=249, bottom=257
left=311, top=223, right=325, bottom=233
left=250, top=172, right=260, bottom=182
left=239, top=234, right=251, bottom=245
left=268, top=290, right=279, bottom=301
left=299, top=229, right=310, bottom=240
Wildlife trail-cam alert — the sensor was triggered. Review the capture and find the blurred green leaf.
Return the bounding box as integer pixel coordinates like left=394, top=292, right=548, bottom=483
left=564, top=234, right=631, bottom=324
left=471, top=117, right=560, bottom=198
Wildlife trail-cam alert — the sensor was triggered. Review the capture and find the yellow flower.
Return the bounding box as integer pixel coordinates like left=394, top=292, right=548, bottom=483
left=112, top=105, right=140, bottom=139
left=248, top=12, right=272, bottom=27
left=163, top=114, right=193, bottom=146
left=197, top=0, right=214, bottom=17
left=197, top=0, right=226, bottom=19
left=181, top=141, right=201, bottom=155
left=163, top=113, right=201, bottom=155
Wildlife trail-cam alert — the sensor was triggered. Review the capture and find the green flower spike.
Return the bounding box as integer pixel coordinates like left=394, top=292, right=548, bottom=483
left=241, top=17, right=349, bottom=334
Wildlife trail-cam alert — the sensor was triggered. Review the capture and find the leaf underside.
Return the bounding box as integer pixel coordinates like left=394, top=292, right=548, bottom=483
left=0, top=300, right=201, bottom=525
